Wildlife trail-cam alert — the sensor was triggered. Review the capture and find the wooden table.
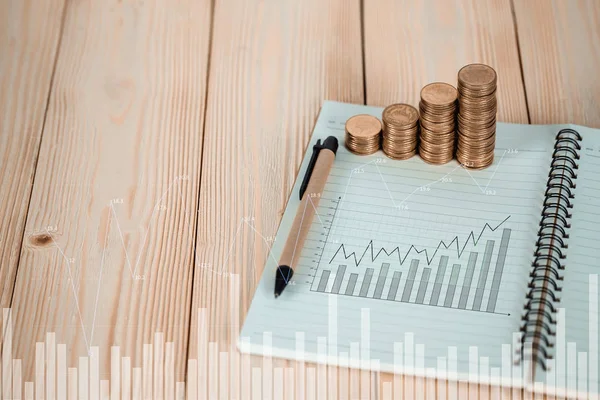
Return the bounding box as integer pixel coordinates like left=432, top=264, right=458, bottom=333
left=1, top=0, right=599, bottom=398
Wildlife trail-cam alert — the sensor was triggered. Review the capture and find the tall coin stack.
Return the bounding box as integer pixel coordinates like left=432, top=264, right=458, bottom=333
left=381, top=104, right=419, bottom=160
left=456, top=63, right=497, bottom=169
left=345, top=114, right=382, bottom=155
left=418, top=83, right=458, bottom=164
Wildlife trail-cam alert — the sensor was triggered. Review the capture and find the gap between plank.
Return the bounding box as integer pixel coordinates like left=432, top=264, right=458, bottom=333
left=182, top=0, right=217, bottom=378
left=360, top=0, right=367, bottom=105
left=509, top=0, right=532, bottom=124
left=6, top=0, right=70, bottom=311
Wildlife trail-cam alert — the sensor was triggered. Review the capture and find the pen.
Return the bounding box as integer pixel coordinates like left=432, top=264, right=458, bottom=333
left=274, top=136, right=339, bottom=298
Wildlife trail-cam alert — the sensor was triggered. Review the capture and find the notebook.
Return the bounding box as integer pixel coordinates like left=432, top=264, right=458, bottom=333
left=239, top=100, right=600, bottom=397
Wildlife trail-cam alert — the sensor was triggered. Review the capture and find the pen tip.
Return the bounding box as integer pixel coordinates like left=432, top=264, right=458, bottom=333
left=275, top=265, right=294, bottom=299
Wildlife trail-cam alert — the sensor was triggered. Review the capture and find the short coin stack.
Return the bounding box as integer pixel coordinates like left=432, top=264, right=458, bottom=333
left=456, top=63, right=497, bottom=169
left=418, top=83, right=458, bottom=164
left=381, top=104, right=419, bottom=160
left=345, top=114, right=382, bottom=155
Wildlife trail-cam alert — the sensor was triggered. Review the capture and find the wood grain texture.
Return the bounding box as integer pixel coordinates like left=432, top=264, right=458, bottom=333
left=514, top=0, right=600, bottom=127
left=364, top=0, right=530, bottom=398
left=0, top=0, right=65, bottom=309
left=364, top=0, right=529, bottom=124
left=188, top=0, right=363, bottom=397
left=10, top=0, right=211, bottom=381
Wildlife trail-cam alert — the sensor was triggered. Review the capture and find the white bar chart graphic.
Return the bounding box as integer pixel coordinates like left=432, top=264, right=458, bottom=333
left=0, top=270, right=598, bottom=399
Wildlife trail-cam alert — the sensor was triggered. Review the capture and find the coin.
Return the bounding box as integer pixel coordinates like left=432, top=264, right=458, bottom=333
left=346, top=114, right=382, bottom=138
left=345, top=114, right=382, bottom=155
left=419, top=118, right=454, bottom=132
left=458, top=64, right=497, bottom=91
left=456, top=63, right=498, bottom=169
left=420, top=147, right=454, bottom=165
left=381, top=104, right=419, bottom=160
left=383, top=104, right=419, bottom=127
left=421, top=83, right=458, bottom=108
left=417, top=82, right=457, bottom=165
left=456, top=150, right=494, bottom=170
left=384, top=148, right=417, bottom=160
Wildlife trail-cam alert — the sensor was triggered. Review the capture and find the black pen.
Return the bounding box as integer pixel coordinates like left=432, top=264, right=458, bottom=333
left=274, top=136, right=338, bottom=297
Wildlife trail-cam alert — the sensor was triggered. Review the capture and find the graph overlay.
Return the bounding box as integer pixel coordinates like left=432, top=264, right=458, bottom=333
left=294, top=145, right=548, bottom=316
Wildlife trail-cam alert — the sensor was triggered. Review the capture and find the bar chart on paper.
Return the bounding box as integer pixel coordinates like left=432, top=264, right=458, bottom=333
left=310, top=207, right=513, bottom=315
left=298, top=141, right=541, bottom=317
left=311, top=226, right=512, bottom=314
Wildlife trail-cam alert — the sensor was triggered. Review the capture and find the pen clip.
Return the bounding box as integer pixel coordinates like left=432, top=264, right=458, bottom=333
left=299, top=136, right=339, bottom=200
left=299, top=139, right=322, bottom=200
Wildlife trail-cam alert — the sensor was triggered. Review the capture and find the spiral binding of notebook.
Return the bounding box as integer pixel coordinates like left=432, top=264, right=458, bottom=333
left=519, top=128, right=583, bottom=370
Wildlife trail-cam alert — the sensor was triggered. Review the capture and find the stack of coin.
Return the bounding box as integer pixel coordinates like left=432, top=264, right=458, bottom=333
left=418, top=83, right=458, bottom=164
left=381, top=104, right=419, bottom=160
left=456, top=63, right=497, bottom=169
left=345, top=114, right=382, bottom=155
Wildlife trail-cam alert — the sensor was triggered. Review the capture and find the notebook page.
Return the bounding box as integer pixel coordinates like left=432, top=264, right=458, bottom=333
left=239, top=101, right=555, bottom=383
left=533, top=126, right=600, bottom=397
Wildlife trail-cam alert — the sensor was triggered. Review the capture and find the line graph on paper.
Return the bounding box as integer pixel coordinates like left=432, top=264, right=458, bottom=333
left=294, top=144, right=549, bottom=316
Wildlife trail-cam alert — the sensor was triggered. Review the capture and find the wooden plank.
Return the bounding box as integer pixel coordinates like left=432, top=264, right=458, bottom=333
left=188, top=0, right=363, bottom=396
left=10, top=0, right=211, bottom=381
left=514, top=0, right=600, bottom=127
left=364, top=0, right=529, bottom=124
left=0, top=0, right=65, bottom=308
left=363, top=0, right=529, bottom=398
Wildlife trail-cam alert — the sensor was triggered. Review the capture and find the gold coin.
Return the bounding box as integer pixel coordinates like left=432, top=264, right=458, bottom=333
left=456, top=144, right=495, bottom=157
left=458, top=144, right=495, bottom=156
left=382, top=134, right=417, bottom=142
left=346, top=138, right=381, bottom=147
left=420, top=145, right=454, bottom=156
left=383, top=124, right=419, bottom=134
left=456, top=151, right=494, bottom=169
left=382, top=135, right=418, bottom=143
left=417, top=83, right=457, bottom=163
left=458, top=98, right=497, bottom=112
left=384, top=149, right=417, bottom=160
left=345, top=114, right=382, bottom=139
left=382, top=104, right=419, bottom=127
left=419, top=113, right=455, bottom=126
left=419, top=153, right=454, bottom=166
left=420, top=134, right=454, bottom=146
left=458, top=126, right=496, bottom=141
left=420, top=118, right=455, bottom=132
left=420, top=130, right=455, bottom=140
left=345, top=114, right=382, bottom=155
left=458, top=64, right=497, bottom=90
left=458, top=110, right=496, bottom=122
left=419, top=139, right=452, bottom=150
left=421, top=83, right=458, bottom=108
left=346, top=141, right=379, bottom=156
left=380, top=103, right=420, bottom=160
left=458, top=122, right=496, bottom=133
left=459, top=89, right=497, bottom=102
left=458, top=86, right=496, bottom=98
left=420, top=105, right=457, bottom=116
left=456, top=147, right=494, bottom=159
left=382, top=138, right=415, bottom=146
left=455, top=63, right=498, bottom=169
